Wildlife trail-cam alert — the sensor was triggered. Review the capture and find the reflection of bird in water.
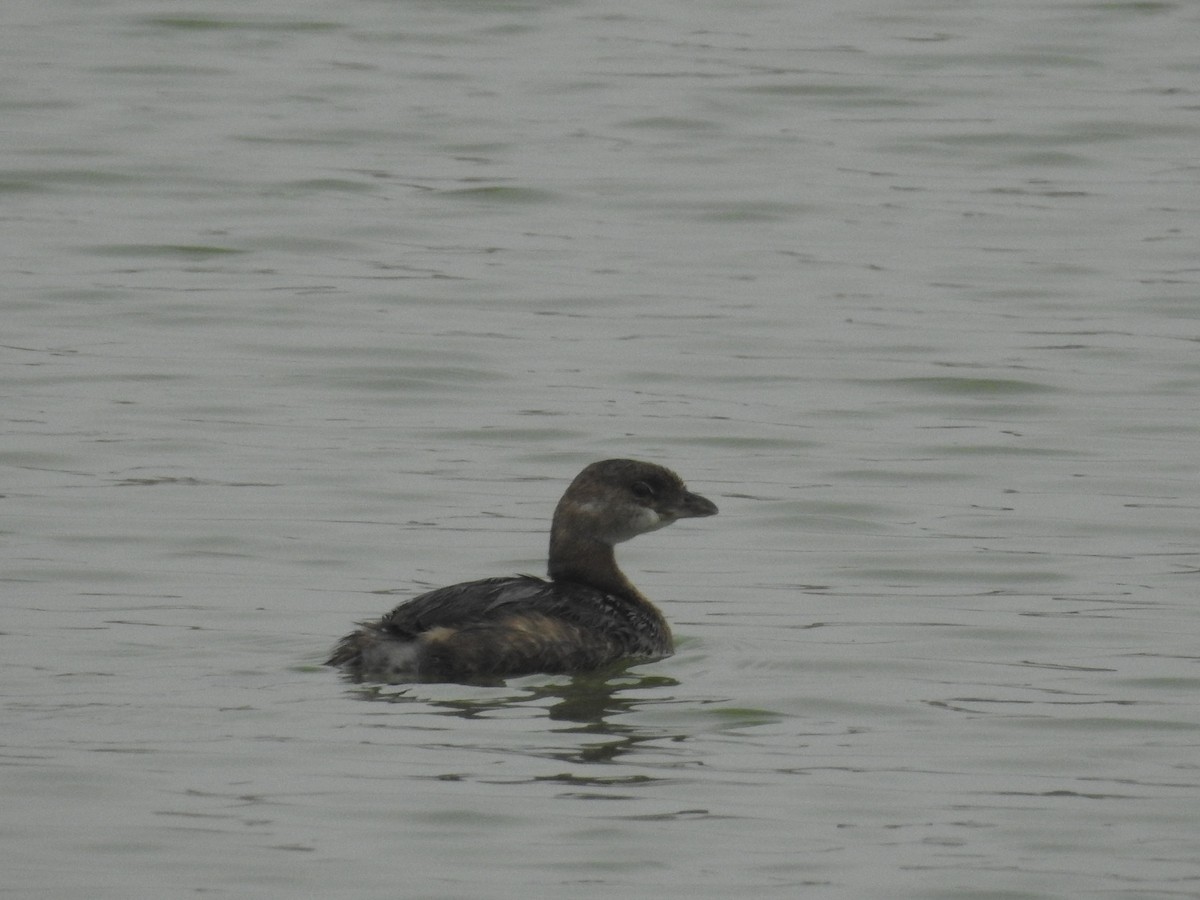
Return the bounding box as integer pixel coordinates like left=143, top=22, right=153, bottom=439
left=351, top=669, right=685, bottom=765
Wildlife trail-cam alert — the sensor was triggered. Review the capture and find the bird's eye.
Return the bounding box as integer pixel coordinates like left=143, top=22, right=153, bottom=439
left=631, top=480, right=655, bottom=500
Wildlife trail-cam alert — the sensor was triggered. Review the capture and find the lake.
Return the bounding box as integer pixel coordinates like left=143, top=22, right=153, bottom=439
left=4, top=0, right=1199, bottom=897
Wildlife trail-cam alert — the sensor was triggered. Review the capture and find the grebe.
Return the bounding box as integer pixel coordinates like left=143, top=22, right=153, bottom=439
left=326, top=458, right=717, bottom=682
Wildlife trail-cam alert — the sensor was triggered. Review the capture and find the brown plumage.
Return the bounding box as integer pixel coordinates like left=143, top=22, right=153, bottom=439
left=326, top=459, right=717, bottom=683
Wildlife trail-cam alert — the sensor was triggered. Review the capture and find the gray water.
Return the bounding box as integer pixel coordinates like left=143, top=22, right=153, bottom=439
left=4, top=0, right=1200, bottom=897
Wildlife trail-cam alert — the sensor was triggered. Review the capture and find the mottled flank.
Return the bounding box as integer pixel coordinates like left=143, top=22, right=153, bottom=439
left=326, top=459, right=717, bottom=683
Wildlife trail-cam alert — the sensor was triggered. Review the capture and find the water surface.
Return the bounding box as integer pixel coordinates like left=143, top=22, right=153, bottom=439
left=4, top=0, right=1200, bottom=897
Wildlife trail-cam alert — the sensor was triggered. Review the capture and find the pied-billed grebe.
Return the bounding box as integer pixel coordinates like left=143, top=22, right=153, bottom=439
left=326, top=458, right=717, bottom=682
